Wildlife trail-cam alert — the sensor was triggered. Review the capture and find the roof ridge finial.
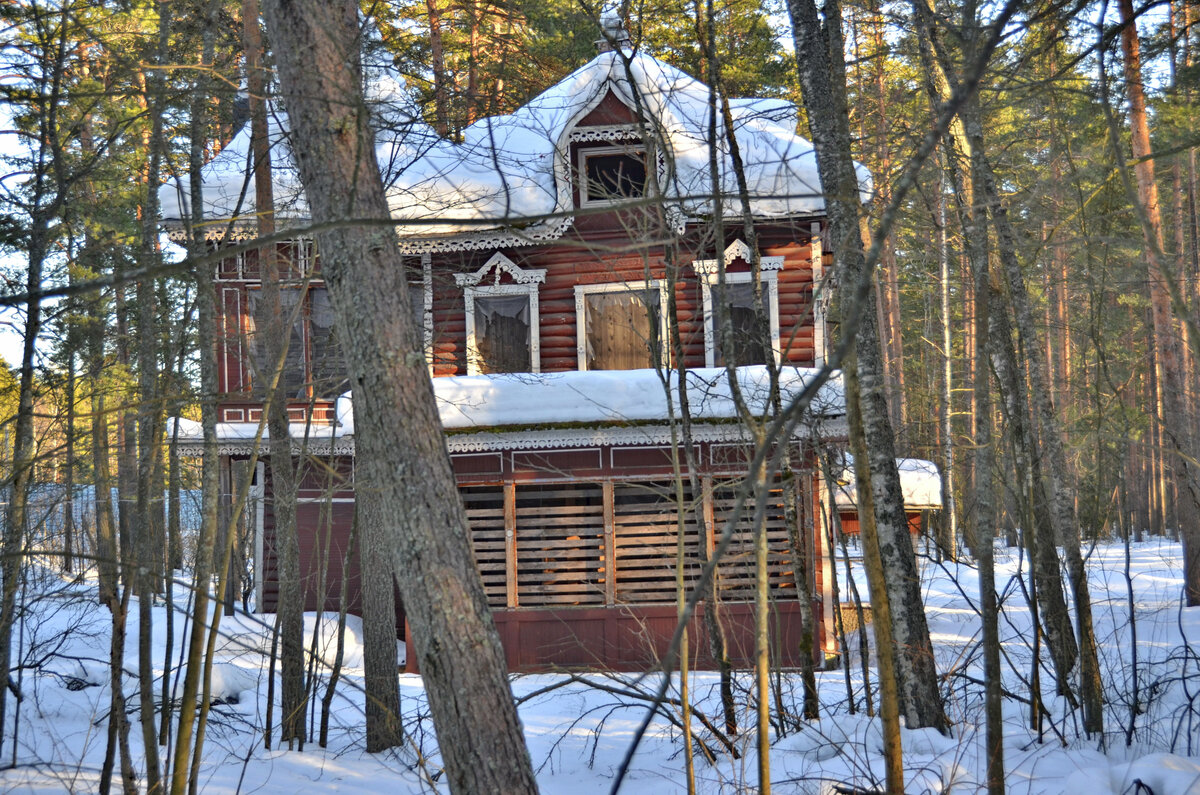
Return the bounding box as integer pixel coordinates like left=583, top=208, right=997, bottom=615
left=596, top=12, right=631, bottom=53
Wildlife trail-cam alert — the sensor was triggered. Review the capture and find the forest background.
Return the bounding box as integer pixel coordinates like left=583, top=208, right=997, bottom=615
left=0, top=0, right=1197, bottom=792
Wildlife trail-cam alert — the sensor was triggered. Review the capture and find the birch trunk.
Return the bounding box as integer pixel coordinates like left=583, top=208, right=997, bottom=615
left=789, top=0, right=946, bottom=733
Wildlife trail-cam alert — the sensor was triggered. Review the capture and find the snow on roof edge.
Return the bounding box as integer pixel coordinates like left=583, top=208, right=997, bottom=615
left=169, top=366, right=844, bottom=444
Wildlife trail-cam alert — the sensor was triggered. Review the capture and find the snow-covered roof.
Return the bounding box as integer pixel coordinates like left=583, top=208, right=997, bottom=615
left=832, top=457, right=943, bottom=510
left=385, top=50, right=867, bottom=242
left=170, top=366, right=843, bottom=447
left=158, top=53, right=439, bottom=239
left=162, top=47, right=868, bottom=248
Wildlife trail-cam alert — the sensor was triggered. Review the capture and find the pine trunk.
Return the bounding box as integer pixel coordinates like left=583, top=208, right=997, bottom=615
left=260, top=2, right=538, bottom=791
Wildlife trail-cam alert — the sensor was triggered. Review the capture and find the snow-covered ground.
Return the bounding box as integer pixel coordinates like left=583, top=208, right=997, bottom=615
left=1, top=538, right=1197, bottom=793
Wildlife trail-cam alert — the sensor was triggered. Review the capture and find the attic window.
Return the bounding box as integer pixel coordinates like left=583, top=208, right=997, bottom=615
left=579, top=145, right=647, bottom=205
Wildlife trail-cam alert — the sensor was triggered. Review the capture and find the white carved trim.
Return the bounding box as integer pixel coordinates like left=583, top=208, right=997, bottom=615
left=395, top=216, right=576, bottom=256
left=568, top=125, right=643, bottom=143
left=463, top=281, right=541, bottom=376
left=574, top=280, right=670, bottom=371
left=178, top=416, right=848, bottom=458
left=699, top=271, right=781, bottom=368
left=454, top=251, right=547, bottom=287
left=252, top=461, right=265, bottom=613
left=421, top=253, right=434, bottom=371
left=691, top=239, right=785, bottom=276
left=810, top=221, right=829, bottom=369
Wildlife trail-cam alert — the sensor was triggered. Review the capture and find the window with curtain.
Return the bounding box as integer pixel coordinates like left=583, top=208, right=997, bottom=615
left=474, top=294, right=531, bottom=373
left=309, top=289, right=349, bottom=398
left=246, top=286, right=347, bottom=401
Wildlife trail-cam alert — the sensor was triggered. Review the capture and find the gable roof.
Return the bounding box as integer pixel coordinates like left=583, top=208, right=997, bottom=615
left=386, top=49, right=871, bottom=251
left=161, top=48, right=870, bottom=250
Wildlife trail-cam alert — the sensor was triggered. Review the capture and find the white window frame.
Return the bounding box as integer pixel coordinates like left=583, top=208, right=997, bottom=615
left=574, top=280, right=669, bottom=371
left=693, top=240, right=785, bottom=368
left=456, top=252, right=545, bottom=375
left=577, top=144, right=649, bottom=208
left=463, top=283, right=541, bottom=375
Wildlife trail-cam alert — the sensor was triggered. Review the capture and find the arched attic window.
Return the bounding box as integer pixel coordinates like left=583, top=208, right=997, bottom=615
left=570, top=123, right=659, bottom=208
left=692, top=239, right=785, bottom=368
left=455, top=252, right=546, bottom=375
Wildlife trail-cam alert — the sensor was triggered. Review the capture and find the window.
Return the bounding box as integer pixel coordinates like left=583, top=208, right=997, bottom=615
left=578, top=145, right=647, bottom=206
left=706, top=276, right=777, bottom=367
left=456, top=252, right=545, bottom=375
left=246, top=286, right=349, bottom=400
left=694, top=241, right=784, bottom=368
left=464, top=285, right=538, bottom=374
left=575, top=281, right=668, bottom=371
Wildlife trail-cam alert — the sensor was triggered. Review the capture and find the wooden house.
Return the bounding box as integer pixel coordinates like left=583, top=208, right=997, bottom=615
left=163, top=40, right=899, bottom=671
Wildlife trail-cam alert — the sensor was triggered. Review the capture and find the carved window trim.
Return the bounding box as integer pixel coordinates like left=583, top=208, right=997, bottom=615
left=692, top=240, right=784, bottom=368
left=458, top=252, right=545, bottom=375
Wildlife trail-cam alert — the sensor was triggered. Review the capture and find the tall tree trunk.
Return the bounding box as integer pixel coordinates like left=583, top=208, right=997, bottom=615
left=936, top=177, right=957, bottom=559
left=1117, top=0, right=1200, bottom=604
left=867, top=0, right=906, bottom=436
left=115, top=282, right=137, bottom=589
left=967, top=197, right=1004, bottom=795
left=64, top=352, right=76, bottom=573
left=260, top=3, right=538, bottom=792
left=790, top=0, right=946, bottom=733
left=357, top=476, right=404, bottom=752
left=168, top=2, right=222, bottom=790
left=243, top=0, right=308, bottom=747
left=843, top=353, right=904, bottom=791
left=134, top=8, right=167, bottom=783
left=426, top=0, right=450, bottom=137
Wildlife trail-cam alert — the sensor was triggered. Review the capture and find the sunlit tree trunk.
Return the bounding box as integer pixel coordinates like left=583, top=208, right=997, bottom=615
left=1117, top=0, right=1200, bottom=604
left=790, top=0, right=946, bottom=733
left=261, top=2, right=538, bottom=791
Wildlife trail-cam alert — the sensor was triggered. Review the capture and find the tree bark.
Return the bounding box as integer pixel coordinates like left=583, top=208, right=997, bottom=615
left=789, top=0, right=946, bottom=733
left=1117, top=0, right=1200, bottom=605
left=260, top=3, right=538, bottom=792
left=168, top=2, right=223, bottom=789
left=356, top=476, right=404, bottom=752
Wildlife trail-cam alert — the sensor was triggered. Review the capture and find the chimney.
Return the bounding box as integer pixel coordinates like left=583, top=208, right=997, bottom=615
left=595, top=13, right=631, bottom=53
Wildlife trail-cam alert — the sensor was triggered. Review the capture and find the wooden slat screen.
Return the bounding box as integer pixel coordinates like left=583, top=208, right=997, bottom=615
left=613, top=481, right=702, bottom=604
left=515, top=483, right=606, bottom=607
left=712, top=479, right=796, bottom=601
left=462, top=485, right=508, bottom=608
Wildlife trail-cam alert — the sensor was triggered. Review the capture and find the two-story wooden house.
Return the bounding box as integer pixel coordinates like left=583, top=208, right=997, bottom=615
left=165, top=41, right=879, bottom=671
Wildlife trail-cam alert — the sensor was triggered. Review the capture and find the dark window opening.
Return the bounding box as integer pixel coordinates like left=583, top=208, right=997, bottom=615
left=715, top=282, right=769, bottom=366
left=581, top=149, right=647, bottom=203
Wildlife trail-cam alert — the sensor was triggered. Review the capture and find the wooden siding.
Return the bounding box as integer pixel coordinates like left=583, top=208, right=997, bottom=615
left=252, top=443, right=828, bottom=671
left=426, top=228, right=818, bottom=377
left=212, top=223, right=821, bottom=388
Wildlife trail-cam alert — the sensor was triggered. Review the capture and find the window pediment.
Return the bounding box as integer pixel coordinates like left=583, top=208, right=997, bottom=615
left=454, top=252, right=547, bottom=288
left=691, top=239, right=785, bottom=277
